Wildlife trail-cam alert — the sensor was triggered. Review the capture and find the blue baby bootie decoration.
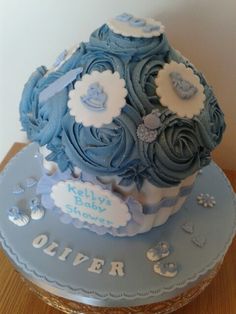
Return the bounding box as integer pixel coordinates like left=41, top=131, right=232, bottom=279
left=81, top=82, right=107, bottom=111
left=169, top=71, right=198, bottom=99
left=29, top=197, right=45, bottom=220
left=8, top=206, right=30, bottom=227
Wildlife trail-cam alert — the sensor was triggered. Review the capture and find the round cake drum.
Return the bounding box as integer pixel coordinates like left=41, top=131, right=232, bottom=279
left=0, top=144, right=235, bottom=311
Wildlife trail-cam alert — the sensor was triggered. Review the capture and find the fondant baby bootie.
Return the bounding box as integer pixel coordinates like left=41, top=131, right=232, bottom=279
left=154, top=262, right=178, bottom=278
left=146, top=241, right=170, bottom=262
left=8, top=206, right=30, bottom=227
left=29, top=197, right=45, bottom=220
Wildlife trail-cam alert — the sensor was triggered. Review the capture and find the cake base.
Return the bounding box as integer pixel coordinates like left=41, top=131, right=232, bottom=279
left=21, top=262, right=221, bottom=314
left=0, top=144, right=235, bottom=309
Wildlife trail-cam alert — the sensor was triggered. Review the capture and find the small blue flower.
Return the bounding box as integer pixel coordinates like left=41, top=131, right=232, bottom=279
left=197, top=193, right=216, bottom=208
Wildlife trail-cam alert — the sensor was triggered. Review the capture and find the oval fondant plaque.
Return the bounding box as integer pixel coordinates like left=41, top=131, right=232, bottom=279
left=51, top=181, right=131, bottom=228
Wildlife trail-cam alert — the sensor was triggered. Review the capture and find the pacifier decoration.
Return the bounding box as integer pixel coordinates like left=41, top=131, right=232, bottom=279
left=29, top=197, right=45, bottom=220
left=146, top=241, right=170, bottom=261
left=154, top=262, right=178, bottom=278
left=68, top=70, right=127, bottom=127
left=146, top=241, right=178, bottom=278
left=156, top=61, right=205, bottom=118
left=137, top=109, right=162, bottom=143
left=8, top=206, right=30, bottom=227
left=107, top=13, right=164, bottom=38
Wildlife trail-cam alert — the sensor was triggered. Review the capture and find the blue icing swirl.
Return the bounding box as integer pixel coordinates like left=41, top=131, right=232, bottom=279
left=196, top=88, right=226, bottom=148
left=19, top=23, right=226, bottom=188
left=79, top=49, right=125, bottom=77
left=61, top=105, right=142, bottom=176
left=19, top=45, right=86, bottom=171
left=88, top=24, right=169, bottom=59
left=126, top=55, right=166, bottom=115
left=139, top=117, right=212, bottom=187
left=19, top=67, right=68, bottom=145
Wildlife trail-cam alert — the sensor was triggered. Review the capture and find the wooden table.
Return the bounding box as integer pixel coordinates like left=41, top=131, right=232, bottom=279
left=0, top=143, right=235, bottom=314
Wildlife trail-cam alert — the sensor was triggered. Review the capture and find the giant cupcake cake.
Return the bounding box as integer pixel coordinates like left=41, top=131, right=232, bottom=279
left=0, top=13, right=235, bottom=311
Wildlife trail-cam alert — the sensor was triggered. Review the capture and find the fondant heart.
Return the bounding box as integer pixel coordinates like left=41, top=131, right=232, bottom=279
left=12, top=184, right=24, bottom=195
left=182, top=221, right=194, bottom=234
left=192, top=235, right=206, bottom=248
left=129, top=18, right=146, bottom=28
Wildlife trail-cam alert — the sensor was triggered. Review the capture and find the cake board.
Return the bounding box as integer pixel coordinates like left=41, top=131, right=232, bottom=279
left=0, top=143, right=235, bottom=313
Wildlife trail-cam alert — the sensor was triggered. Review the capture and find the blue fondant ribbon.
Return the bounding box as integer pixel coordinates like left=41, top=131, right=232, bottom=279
left=39, top=67, right=83, bottom=103
left=143, top=184, right=194, bottom=214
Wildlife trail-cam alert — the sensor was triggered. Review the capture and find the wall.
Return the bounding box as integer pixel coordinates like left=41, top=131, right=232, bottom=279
left=0, top=0, right=235, bottom=169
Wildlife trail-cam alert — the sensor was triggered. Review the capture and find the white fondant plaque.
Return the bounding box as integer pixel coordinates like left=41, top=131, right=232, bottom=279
left=51, top=181, right=131, bottom=228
